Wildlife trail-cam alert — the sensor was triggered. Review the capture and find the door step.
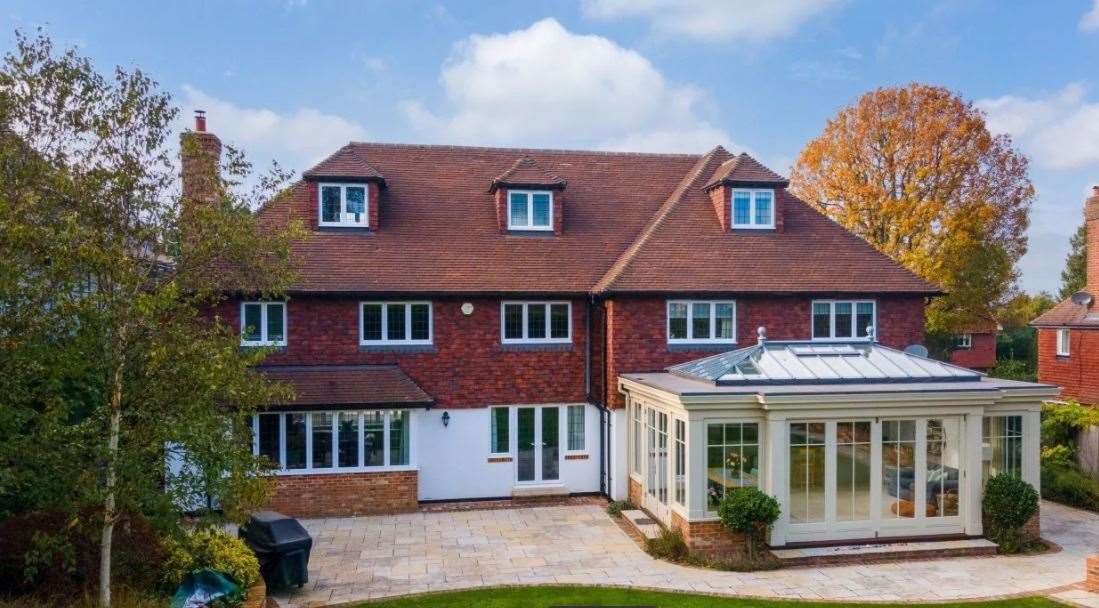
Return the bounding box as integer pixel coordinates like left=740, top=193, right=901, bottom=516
left=621, top=509, right=663, bottom=541
left=511, top=484, right=569, bottom=499
left=772, top=537, right=997, bottom=566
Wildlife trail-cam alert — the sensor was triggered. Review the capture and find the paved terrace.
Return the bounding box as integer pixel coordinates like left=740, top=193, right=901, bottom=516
left=273, top=500, right=1098, bottom=607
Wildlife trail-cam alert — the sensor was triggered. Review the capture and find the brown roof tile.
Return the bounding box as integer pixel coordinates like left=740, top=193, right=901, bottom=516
left=704, top=152, right=789, bottom=189
left=260, top=364, right=433, bottom=408
left=257, top=142, right=936, bottom=295
left=489, top=156, right=566, bottom=192
left=1031, top=291, right=1099, bottom=327
left=302, top=144, right=385, bottom=184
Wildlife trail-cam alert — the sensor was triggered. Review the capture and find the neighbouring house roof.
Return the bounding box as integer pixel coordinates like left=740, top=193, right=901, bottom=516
left=259, top=364, right=433, bottom=409
left=256, top=142, right=938, bottom=295
left=489, top=156, right=566, bottom=192
left=1031, top=290, right=1099, bottom=328
left=703, top=152, right=789, bottom=189
left=623, top=338, right=1057, bottom=398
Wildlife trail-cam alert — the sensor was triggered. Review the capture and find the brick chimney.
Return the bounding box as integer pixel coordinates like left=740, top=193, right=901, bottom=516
left=180, top=110, right=222, bottom=213
left=1088, top=185, right=1099, bottom=292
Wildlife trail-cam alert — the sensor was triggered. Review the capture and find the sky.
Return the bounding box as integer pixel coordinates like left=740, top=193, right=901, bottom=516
left=6, top=0, right=1099, bottom=295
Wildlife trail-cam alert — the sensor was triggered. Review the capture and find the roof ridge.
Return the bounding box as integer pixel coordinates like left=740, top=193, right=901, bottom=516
left=593, top=146, right=729, bottom=293
left=348, top=140, right=704, bottom=159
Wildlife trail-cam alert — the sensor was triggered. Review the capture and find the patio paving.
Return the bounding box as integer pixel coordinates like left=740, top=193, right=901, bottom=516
left=272, top=500, right=1099, bottom=607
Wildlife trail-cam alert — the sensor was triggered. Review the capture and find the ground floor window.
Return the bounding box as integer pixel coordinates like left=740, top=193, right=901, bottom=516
left=707, top=422, right=760, bottom=510
left=254, top=409, right=411, bottom=472
left=631, top=403, right=642, bottom=475
left=983, top=415, right=1023, bottom=483
left=567, top=405, right=585, bottom=451
left=674, top=419, right=686, bottom=505
left=789, top=422, right=826, bottom=522
left=490, top=407, right=509, bottom=454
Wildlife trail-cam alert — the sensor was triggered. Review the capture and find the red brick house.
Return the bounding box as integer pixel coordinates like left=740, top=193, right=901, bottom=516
left=182, top=114, right=1055, bottom=551
left=948, top=318, right=1000, bottom=372
left=1033, top=186, right=1099, bottom=406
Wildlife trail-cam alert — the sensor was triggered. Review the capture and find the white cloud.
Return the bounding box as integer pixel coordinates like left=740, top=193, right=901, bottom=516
left=402, top=18, right=735, bottom=153
left=1082, top=0, right=1099, bottom=31
left=977, top=83, right=1099, bottom=170
left=582, top=0, right=840, bottom=42
left=179, top=85, right=367, bottom=174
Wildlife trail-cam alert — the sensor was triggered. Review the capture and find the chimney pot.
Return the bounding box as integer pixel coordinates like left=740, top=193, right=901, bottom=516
left=194, top=109, right=207, bottom=133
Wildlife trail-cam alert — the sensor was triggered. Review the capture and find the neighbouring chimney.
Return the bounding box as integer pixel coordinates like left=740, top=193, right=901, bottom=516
left=1087, top=185, right=1099, bottom=292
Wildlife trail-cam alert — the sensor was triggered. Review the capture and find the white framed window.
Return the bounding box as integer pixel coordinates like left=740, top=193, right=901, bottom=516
left=812, top=300, right=875, bottom=340
left=982, top=415, right=1023, bottom=483
left=630, top=402, right=642, bottom=476
left=490, top=407, right=509, bottom=454
left=1056, top=328, right=1071, bottom=356
left=507, top=190, right=553, bottom=231
left=501, top=301, right=571, bottom=344
left=360, top=302, right=432, bottom=345
left=241, top=301, right=287, bottom=346
left=731, top=189, right=775, bottom=229
left=667, top=300, right=736, bottom=344
left=955, top=334, right=973, bottom=349
left=253, top=409, right=412, bottom=473
left=566, top=405, right=585, bottom=451
left=318, top=183, right=369, bottom=227
left=673, top=419, right=686, bottom=506
left=706, top=422, right=760, bottom=511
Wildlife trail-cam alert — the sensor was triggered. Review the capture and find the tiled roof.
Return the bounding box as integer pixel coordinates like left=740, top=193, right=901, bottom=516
left=1031, top=291, right=1099, bottom=327
left=704, top=152, right=789, bottom=189
left=301, top=144, right=385, bottom=183
left=489, top=156, right=566, bottom=192
left=256, top=142, right=937, bottom=295
left=259, top=364, right=433, bottom=408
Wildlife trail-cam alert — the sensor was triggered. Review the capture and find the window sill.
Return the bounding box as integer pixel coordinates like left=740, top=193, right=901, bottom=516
left=730, top=225, right=775, bottom=231
left=359, top=344, right=436, bottom=354
left=240, top=344, right=287, bottom=352
left=272, top=465, right=418, bottom=476
left=667, top=342, right=738, bottom=352
left=500, top=342, right=573, bottom=352
left=505, top=229, right=556, bottom=237
left=317, top=225, right=372, bottom=233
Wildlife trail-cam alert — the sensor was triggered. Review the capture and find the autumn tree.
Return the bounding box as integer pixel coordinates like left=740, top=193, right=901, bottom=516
left=1059, top=223, right=1087, bottom=299
left=790, top=83, right=1033, bottom=335
left=0, top=31, right=300, bottom=605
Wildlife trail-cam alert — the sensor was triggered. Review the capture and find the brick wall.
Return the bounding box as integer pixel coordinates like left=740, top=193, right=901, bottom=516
left=1087, top=554, right=1099, bottom=593
left=603, top=294, right=926, bottom=408
left=1037, top=327, right=1099, bottom=405
left=670, top=511, right=746, bottom=561
left=216, top=296, right=588, bottom=409
left=949, top=332, right=997, bottom=371
left=628, top=476, right=643, bottom=506
left=265, top=470, right=418, bottom=517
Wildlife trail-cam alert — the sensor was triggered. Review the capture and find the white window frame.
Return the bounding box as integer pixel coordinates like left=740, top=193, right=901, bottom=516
left=500, top=301, right=571, bottom=344
left=666, top=300, right=737, bottom=344
left=1057, top=328, right=1071, bottom=356
left=317, top=182, right=370, bottom=228
left=252, top=409, right=415, bottom=475
left=506, top=190, right=554, bottom=231
left=956, top=334, right=973, bottom=349
left=489, top=406, right=510, bottom=455
left=730, top=188, right=775, bottom=229
left=359, top=301, right=433, bottom=346
left=566, top=404, right=586, bottom=452
left=240, top=301, right=287, bottom=347
left=811, top=299, right=876, bottom=341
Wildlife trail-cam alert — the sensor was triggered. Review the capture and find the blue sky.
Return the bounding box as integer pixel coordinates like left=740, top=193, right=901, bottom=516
left=6, top=0, right=1099, bottom=295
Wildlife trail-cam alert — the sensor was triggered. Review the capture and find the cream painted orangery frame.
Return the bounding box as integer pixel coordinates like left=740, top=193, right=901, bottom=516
left=618, top=338, right=1056, bottom=547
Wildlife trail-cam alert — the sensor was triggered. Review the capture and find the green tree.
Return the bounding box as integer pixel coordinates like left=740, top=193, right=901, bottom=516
left=0, top=31, right=301, bottom=605
left=790, top=84, right=1034, bottom=335
left=1059, top=223, right=1087, bottom=300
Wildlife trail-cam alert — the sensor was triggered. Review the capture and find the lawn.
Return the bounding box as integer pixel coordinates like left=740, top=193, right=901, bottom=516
left=352, top=585, right=1064, bottom=608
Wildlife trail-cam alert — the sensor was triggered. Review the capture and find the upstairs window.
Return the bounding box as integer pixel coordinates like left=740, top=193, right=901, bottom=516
left=241, top=301, right=286, bottom=346
left=1057, top=328, right=1071, bottom=356
left=667, top=300, right=736, bottom=343
left=508, top=190, right=553, bottom=231
left=319, top=183, right=369, bottom=227
left=812, top=300, right=875, bottom=340
left=361, top=302, right=432, bottom=345
left=731, top=189, right=774, bottom=229
left=501, top=301, right=570, bottom=344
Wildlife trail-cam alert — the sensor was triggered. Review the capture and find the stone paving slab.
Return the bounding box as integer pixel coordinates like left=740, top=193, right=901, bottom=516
left=272, top=500, right=1098, bottom=607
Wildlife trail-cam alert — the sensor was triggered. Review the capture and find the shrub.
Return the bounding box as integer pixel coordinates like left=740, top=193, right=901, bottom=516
left=718, top=487, right=780, bottom=561
left=982, top=473, right=1039, bottom=553
left=645, top=528, right=688, bottom=562
left=163, top=528, right=260, bottom=592
left=1042, top=461, right=1099, bottom=511
left=605, top=500, right=633, bottom=517
left=1042, top=400, right=1099, bottom=454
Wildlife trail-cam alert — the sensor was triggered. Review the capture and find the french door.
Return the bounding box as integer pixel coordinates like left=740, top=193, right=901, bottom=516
left=643, top=407, right=671, bottom=523
left=787, top=417, right=964, bottom=543
left=516, top=406, right=560, bottom=484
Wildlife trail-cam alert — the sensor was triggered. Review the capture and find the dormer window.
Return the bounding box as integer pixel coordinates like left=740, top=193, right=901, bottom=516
left=508, top=190, right=553, bottom=231
left=319, top=183, right=369, bottom=227
left=731, top=189, right=774, bottom=229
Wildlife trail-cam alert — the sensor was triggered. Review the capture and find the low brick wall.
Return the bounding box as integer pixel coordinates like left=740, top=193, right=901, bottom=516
left=1086, top=554, right=1099, bottom=593
left=266, top=470, right=418, bottom=517
left=670, top=511, right=746, bottom=561
left=628, top=476, right=643, bottom=507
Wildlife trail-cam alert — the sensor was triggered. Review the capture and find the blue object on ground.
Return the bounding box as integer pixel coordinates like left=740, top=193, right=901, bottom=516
left=170, top=568, right=243, bottom=608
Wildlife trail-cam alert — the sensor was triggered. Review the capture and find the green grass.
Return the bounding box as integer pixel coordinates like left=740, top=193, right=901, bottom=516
left=350, top=585, right=1064, bottom=608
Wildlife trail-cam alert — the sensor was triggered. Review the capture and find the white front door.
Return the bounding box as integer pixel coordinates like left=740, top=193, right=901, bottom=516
left=787, top=417, right=965, bottom=543
left=516, top=406, right=561, bottom=484
left=642, top=407, right=671, bottom=524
